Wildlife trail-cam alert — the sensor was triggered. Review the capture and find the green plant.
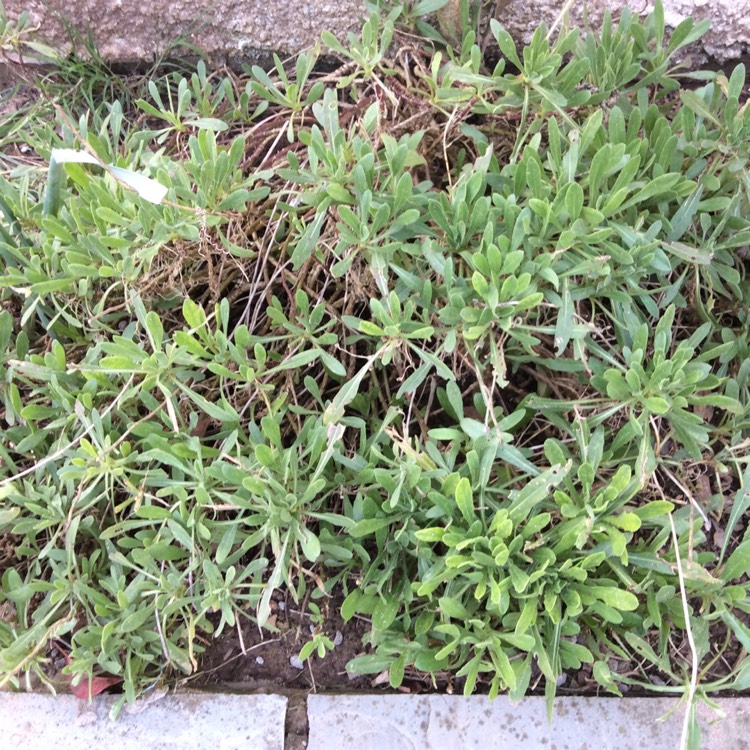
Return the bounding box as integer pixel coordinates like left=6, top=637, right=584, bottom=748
left=0, top=4, right=58, bottom=65
left=0, top=3, right=748, bottom=745
left=298, top=602, right=337, bottom=661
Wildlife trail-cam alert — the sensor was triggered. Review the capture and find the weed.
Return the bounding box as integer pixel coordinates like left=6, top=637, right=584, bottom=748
left=0, top=2, right=748, bottom=742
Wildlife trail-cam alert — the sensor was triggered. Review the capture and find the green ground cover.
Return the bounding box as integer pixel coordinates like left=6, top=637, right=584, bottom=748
left=0, top=1, right=748, bottom=743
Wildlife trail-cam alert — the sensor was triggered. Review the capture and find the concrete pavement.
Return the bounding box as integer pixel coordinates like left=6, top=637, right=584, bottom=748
left=2, top=690, right=749, bottom=749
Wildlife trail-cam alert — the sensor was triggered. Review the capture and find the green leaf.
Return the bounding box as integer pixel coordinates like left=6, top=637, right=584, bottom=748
left=242, top=476, right=267, bottom=494
left=619, top=173, right=681, bottom=209
left=721, top=610, right=750, bottom=653
left=460, top=418, right=489, bottom=440
left=349, top=517, right=391, bottom=537
left=690, top=395, right=743, bottom=413
left=680, top=90, right=721, bottom=126
left=291, top=204, right=329, bottom=269
left=642, top=396, right=670, bottom=414
left=490, top=20, right=522, bottom=68
left=413, top=0, right=450, bottom=14
left=323, top=349, right=380, bottom=425
left=721, top=468, right=750, bottom=564
left=215, top=526, right=237, bottom=565
left=396, top=360, right=432, bottom=398
left=176, top=382, right=240, bottom=422
left=653, top=0, right=665, bottom=45
left=298, top=639, right=317, bottom=662
left=667, top=184, right=703, bottom=241
left=183, top=298, right=206, bottom=329
left=145, top=311, right=164, bottom=352
left=591, top=586, right=638, bottom=611
left=98, top=356, right=144, bottom=372
left=326, top=183, right=354, bottom=203
left=554, top=279, right=573, bottom=356
left=217, top=189, right=252, bottom=211
left=135, top=505, right=172, bottom=520
left=345, top=654, right=393, bottom=674
left=414, top=527, right=445, bottom=542
left=297, top=526, right=321, bottom=562
left=389, top=654, right=406, bottom=688
left=255, top=444, right=275, bottom=467
left=263, top=348, right=320, bottom=375
left=411, top=344, right=455, bottom=381
left=455, top=477, right=474, bottom=524
left=634, top=501, right=675, bottom=519
left=721, top=540, right=750, bottom=582
left=372, top=596, right=399, bottom=630
left=319, top=349, right=346, bottom=377
left=508, top=462, right=571, bottom=524
left=438, top=596, right=471, bottom=620
left=0, top=507, right=19, bottom=529
left=341, top=589, right=361, bottom=622
left=490, top=643, right=517, bottom=691
left=186, top=117, right=229, bottom=131
left=668, top=17, right=710, bottom=53
left=592, top=661, right=622, bottom=696
left=661, top=240, right=713, bottom=265
left=120, top=607, right=153, bottom=633
left=564, top=182, right=584, bottom=221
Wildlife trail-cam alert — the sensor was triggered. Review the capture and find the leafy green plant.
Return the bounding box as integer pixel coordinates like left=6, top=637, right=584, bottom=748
left=248, top=50, right=324, bottom=141
left=135, top=77, right=230, bottom=140
left=321, top=9, right=399, bottom=87
left=298, top=602, right=337, bottom=661
left=0, top=3, right=58, bottom=65
left=0, top=3, right=748, bottom=744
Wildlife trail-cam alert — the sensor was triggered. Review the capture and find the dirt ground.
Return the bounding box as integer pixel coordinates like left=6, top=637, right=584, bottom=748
left=195, top=581, right=750, bottom=695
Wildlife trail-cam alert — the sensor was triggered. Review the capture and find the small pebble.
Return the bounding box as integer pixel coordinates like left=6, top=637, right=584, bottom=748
left=278, top=601, right=286, bottom=611
left=255, top=656, right=264, bottom=665
left=333, top=630, right=344, bottom=647
left=556, top=673, right=568, bottom=687
left=289, top=655, right=304, bottom=670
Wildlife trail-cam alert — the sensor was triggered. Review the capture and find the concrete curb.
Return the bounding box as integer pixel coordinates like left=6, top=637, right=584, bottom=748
left=306, top=694, right=750, bottom=749
left=1, top=692, right=288, bottom=750
left=2, top=691, right=749, bottom=750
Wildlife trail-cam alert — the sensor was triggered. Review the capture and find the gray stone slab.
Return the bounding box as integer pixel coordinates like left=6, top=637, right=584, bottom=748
left=307, top=694, right=750, bottom=750
left=6, top=1, right=750, bottom=67
left=0, top=691, right=287, bottom=750
left=6, top=0, right=366, bottom=63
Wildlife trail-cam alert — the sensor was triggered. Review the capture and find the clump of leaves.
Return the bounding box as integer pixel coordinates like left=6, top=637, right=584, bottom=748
left=0, top=1, right=748, bottom=743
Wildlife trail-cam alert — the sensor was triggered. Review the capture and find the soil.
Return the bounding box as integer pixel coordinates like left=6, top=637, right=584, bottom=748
left=195, top=590, right=372, bottom=694
left=193, top=590, right=373, bottom=750
left=194, top=580, right=750, bottom=701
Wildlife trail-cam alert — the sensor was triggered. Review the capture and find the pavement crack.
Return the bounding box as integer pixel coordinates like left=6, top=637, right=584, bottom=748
left=284, top=693, right=309, bottom=750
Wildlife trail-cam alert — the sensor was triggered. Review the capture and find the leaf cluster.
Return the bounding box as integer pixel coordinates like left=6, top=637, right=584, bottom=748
left=0, top=2, right=748, bottom=732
